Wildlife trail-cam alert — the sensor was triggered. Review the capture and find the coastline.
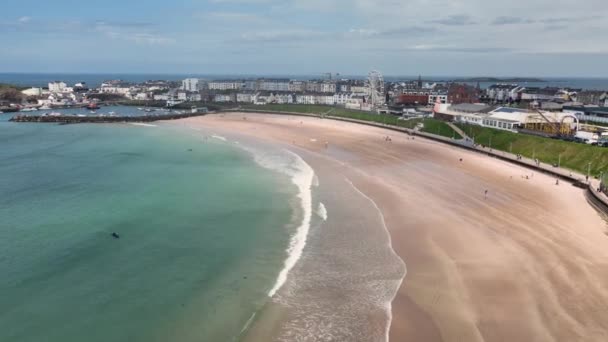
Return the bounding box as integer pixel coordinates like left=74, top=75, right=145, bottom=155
left=169, top=113, right=608, bottom=342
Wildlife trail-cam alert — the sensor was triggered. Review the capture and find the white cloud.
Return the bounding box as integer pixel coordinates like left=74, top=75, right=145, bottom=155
left=18, top=16, right=31, bottom=23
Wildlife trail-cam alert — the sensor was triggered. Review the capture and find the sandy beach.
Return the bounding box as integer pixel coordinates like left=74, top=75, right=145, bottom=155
left=174, top=112, right=608, bottom=342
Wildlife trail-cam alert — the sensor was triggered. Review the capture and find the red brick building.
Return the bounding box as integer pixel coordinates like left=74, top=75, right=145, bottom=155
left=448, top=83, right=481, bottom=104
left=396, top=94, right=429, bottom=105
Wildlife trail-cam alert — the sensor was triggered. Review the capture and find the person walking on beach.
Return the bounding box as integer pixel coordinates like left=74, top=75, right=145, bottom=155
left=484, top=189, right=488, bottom=199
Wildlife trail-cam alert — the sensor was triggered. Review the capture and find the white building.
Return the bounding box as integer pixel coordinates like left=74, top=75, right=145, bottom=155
left=351, top=85, right=370, bottom=96
left=208, top=80, right=243, bottom=91
left=134, top=93, right=149, bottom=100
left=154, top=94, right=170, bottom=101
left=214, top=94, right=234, bottom=102
left=333, top=93, right=352, bottom=105
left=345, top=97, right=365, bottom=110
left=237, top=92, right=254, bottom=103
left=182, top=78, right=201, bottom=92
left=22, top=87, right=43, bottom=97
left=296, top=94, right=317, bottom=105
left=428, top=93, right=448, bottom=104
left=100, top=83, right=131, bottom=95
left=259, top=79, right=290, bottom=92
left=288, top=81, right=305, bottom=92
left=48, top=82, right=67, bottom=93
left=320, top=82, right=337, bottom=93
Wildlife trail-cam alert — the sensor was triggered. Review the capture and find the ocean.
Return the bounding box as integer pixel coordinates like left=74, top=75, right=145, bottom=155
left=2, top=73, right=608, bottom=90
left=0, top=112, right=304, bottom=341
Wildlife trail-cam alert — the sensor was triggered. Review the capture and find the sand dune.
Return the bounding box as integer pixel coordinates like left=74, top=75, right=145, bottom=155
left=176, top=113, right=608, bottom=342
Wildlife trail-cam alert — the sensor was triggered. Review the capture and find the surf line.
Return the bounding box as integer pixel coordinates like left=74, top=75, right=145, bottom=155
left=344, top=177, right=407, bottom=342
left=267, top=149, right=315, bottom=298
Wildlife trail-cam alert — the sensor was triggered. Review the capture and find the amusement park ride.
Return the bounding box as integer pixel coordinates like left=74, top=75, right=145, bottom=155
left=523, top=110, right=579, bottom=137
left=367, top=70, right=386, bottom=110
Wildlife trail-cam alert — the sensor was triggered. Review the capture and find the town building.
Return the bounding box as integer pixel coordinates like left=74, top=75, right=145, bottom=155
left=208, top=80, right=243, bottom=91
left=576, top=91, right=608, bottom=106
left=259, top=79, right=290, bottom=92
left=486, top=84, right=521, bottom=103
left=237, top=92, right=255, bottom=103
left=333, top=93, right=352, bottom=105
left=518, top=87, right=559, bottom=102
left=21, top=87, right=44, bottom=97
left=447, top=83, right=480, bottom=104
left=563, top=105, right=608, bottom=125
left=182, top=78, right=201, bottom=92
left=320, top=82, right=337, bottom=93
left=428, top=92, right=448, bottom=105
left=48, top=82, right=67, bottom=93
left=288, top=81, right=305, bottom=92
left=397, top=92, right=429, bottom=105
left=214, top=93, right=235, bottom=102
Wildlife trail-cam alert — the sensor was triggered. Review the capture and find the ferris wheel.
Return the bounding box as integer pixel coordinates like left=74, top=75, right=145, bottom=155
left=367, top=70, right=385, bottom=109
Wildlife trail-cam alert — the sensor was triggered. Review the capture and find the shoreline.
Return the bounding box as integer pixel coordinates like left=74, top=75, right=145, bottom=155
left=169, top=113, right=608, bottom=341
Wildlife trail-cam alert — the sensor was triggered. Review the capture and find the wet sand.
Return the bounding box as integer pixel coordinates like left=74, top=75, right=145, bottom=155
left=176, top=113, right=608, bottom=342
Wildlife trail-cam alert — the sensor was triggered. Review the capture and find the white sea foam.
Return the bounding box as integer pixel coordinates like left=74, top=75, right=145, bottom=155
left=211, top=134, right=227, bottom=142
left=317, top=202, right=328, bottom=221
left=235, top=143, right=315, bottom=298
left=129, top=123, right=157, bottom=127
left=267, top=150, right=314, bottom=297
left=344, top=177, right=406, bottom=342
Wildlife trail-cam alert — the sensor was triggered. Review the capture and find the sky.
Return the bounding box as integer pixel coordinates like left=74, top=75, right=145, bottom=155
left=1, top=0, right=608, bottom=77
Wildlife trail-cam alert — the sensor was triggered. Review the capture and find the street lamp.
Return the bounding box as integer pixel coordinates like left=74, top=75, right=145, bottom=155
left=558, top=153, right=561, bottom=168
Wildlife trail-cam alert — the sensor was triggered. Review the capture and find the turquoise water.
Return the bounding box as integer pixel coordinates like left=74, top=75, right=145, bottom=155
left=0, top=118, right=296, bottom=341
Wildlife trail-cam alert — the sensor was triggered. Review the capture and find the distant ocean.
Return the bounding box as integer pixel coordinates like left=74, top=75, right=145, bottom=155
left=2, top=73, right=608, bottom=90
left=0, top=114, right=304, bottom=342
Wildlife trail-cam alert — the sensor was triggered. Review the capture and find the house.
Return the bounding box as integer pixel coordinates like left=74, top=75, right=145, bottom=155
left=214, top=93, right=235, bottom=102
left=296, top=93, right=317, bottom=105
left=237, top=92, right=255, bottom=103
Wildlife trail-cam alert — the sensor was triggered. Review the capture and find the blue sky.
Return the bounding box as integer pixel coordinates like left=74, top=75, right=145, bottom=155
left=1, top=0, right=608, bottom=76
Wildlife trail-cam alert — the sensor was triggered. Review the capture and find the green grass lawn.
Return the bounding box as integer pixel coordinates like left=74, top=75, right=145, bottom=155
left=239, top=104, right=461, bottom=138
left=456, top=123, right=608, bottom=176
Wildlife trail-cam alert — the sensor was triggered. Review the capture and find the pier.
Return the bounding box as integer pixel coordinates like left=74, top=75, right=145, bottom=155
left=9, top=111, right=209, bottom=124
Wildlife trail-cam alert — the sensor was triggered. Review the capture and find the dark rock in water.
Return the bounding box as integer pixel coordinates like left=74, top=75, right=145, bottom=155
left=188, top=149, right=193, bottom=152
left=111, top=232, right=120, bottom=239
